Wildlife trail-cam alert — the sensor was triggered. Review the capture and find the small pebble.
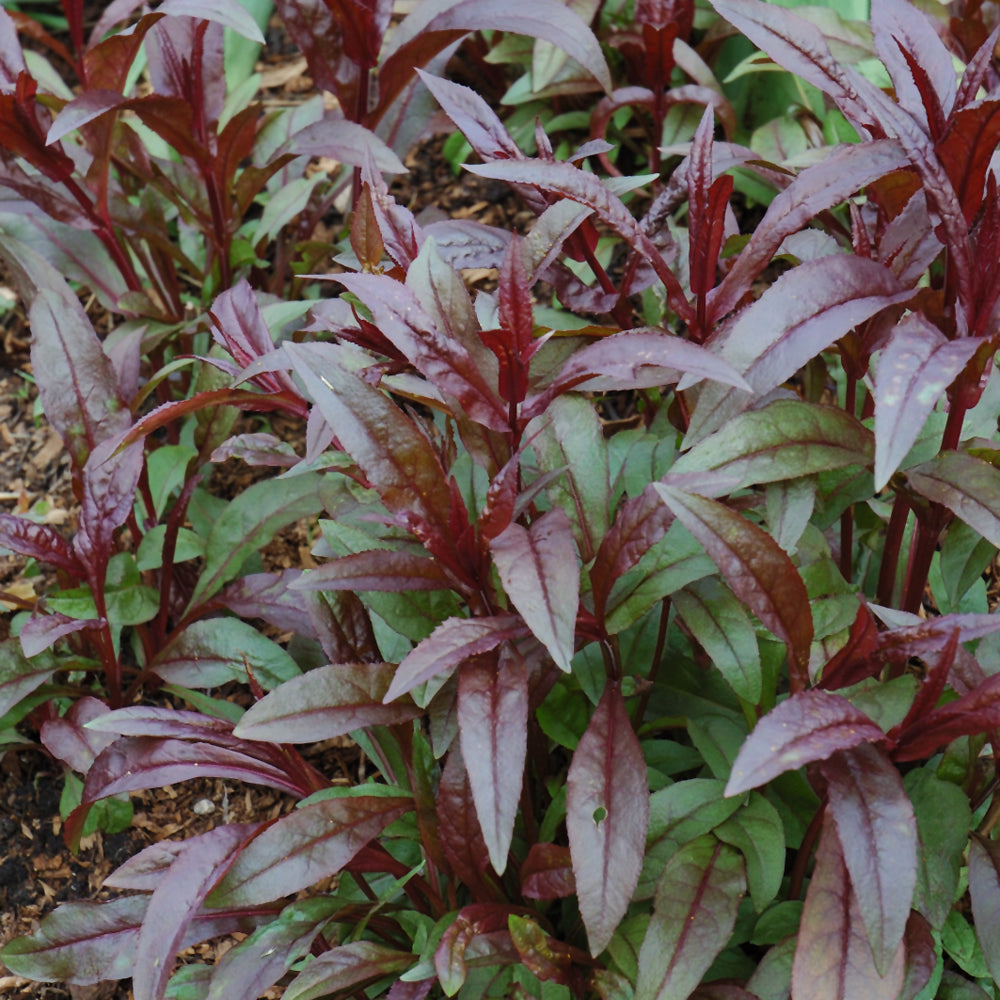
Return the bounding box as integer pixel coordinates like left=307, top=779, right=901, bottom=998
left=193, top=799, right=216, bottom=816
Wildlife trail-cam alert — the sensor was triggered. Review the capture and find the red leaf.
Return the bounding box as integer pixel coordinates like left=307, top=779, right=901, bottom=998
left=820, top=744, right=917, bottom=973
left=907, top=452, right=1000, bottom=550
left=0, top=513, right=82, bottom=576
left=458, top=653, right=528, bottom=873
left=207, top=794, right=412, bottom=907
left=655, top=485, right=813, bottom=682
left=384, top=614, right=528, bottom=703
left=281, top=941, right=414, bottom=1000
left=687, top=107, right=733, bottom=301
left=567, top=682, right=649, bottom=956
left=520, top=843, right=576, bottom=899
left=293, top=550, right=455, bottom=593
left=725, top=690, right=885, bottom=796
left=968, top=834, right=1000, bottom=984
left=40, top=697, right=116, bottom=775
left=791, top=814, right=906, bottom=1000
left=433, top=904, right=521, bottom=995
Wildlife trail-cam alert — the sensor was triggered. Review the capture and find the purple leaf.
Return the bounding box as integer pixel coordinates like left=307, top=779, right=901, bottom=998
left=725, top=690, right=885, bottom=796
left=635, top=838, right=746, bottom=1000
left=791, top=814, right=906, bottom=1000
left=907, top=452, right=1000, bottom=549
left=458, top=653, right=529, bottom=873
left=40, top=697, right=116, bottom=774
left=0, top=638, right=58, bottom=719
left=19, top=612, right=101, bottom=659
left=234, top=663, right=421, bottom=744
left=520, top=843, right=575, bottom=899
left=567, top=682, right=649, bottom=956
left=0, top=513, right=83, bottom=577
left=432, top=904, right=520, bottom=995
left=283, top=342, right=454, bottom=549
left=820, top=743, right=917, bottom=973
left=45, top=89, right=129, bottom=144
left=655, top=485, right=814, bottom=680
left=873, top=317, right=979, bottom=489
left=282, top=941, right=414, bottom=1000
left=293, top=550, right=455, bottom=593
left=969, top=835, right=1000, bottom=985
left=207, top=794, right=412, bottom=907
left=84, top=706, right=238, bottom=742
left=383, top=614, right=528, bottom=702
left=283, top=114, right=407, bottom=173
left=437, top=747, right=497, bottom=899
left=81, top=736, right=307, bottom=804
left=216, top=571, right=318, bottom=638
left=133, top=823, right=259, bottom=1000
left=158, top=0, right=265, bottom=40
left=104, top=840, right=187, bottom=892
left=490, top=509, right=579, bottom=672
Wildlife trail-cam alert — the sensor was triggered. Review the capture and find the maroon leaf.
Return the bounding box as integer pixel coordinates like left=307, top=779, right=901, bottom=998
left=520, top=843, right=576, bottom=899
left=635, top=837, right=746, bottom=1000
left=820, top=743, right=917, bottom=973
left=282, top=941, right=415, bottom=1000
left=207, top=794, right=412, bottom=907
left=655, top=485, right=813, bottom=681
left=292, top=550, right=455, bottom=593
left=873, top=316, right=979, bottom=489
left=0, top=513, right=83, bottom=577
left=490, top=509, right=578, bottom=672
left=907, top=452, right=1000, bottom=550
left=19, top=613, right=101, bottom=659
left=84, top=706, right=238, bottom=743
left=284, top=115, right=407, bottom=173
left=458, top=653, right=528, bottom=874
left=508, top=914, right=573, bottom=984
left=40, top=697, right=116, bottom=775
left=791, top=814, right=906, bottom=1000
left=0, top=638, right=58, bottom=719
left=234, top=663, right=421, bottom=744
left=133, top=823, right=259, bottom=1000
left=725, top=690, right=885, bottom=796
left=433, top=903, right=521, bottom=995
left=968, top=834, right=1000, bottom=985
left=216, top=571, right=318, bottom=638
left=383, top=614, right=528, bottom=702
left=567, top=681, right=649, bottom=956
left=687, top=106, right=733, bottom=305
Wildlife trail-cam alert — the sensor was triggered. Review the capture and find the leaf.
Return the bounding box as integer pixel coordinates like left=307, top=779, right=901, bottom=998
left=791, top=814, right=906, bottom=1000
left=674, top=399, right=874, bottom=488
left=907, top=452, right=1000, bottom=549
left=819, top=743, right=917, bottom=973
left=133, top=823, right=259, bottom=1000
left=968, top=835, right=1000, bottom=985
left=530, top=395, right=611, bottom=562
left=508, top=914, right=573, bottom=984
left=725, top=690, right=885, bottom=796
left=0, top=513, right=83, bottom=576
left=235, top=663, right=421, bottom=743
left=282, top=941, right=414, bottom=1000
left=283, top=342, right=454, bottom=549
left=458, top=653, right=528, bottom=873
left=872, top=317, right=979, bottom=489
left=151, top=618, right=301, bottom=691
left=207, top=795, right=412, bottom=907
left=567, top=681, right=649, bottom=956
left=655, top=485, right=813, bottom=680
left=1, top=897, right=150, bottom=985
left=635, top=837, right=746, bottom=1000
left=159, top=0, right=265, bottom=40
left=189, top=471, right=335, bottom=607
left=284, top=114, right=406, bottom=173
left=490, top=508, right=579, bottom=672
left=205, top=898, right=340, bottom=1000
left=383, top=614, right=528, bottom=702
left=714, top=793, right=785, bottom=912
left=292, top=550, right=455, bottom=592
left=40, top=697, right=116, bottom=774
left=0, top=639, right=57, bottom=717
left=520, top=843, right=576, bottom=899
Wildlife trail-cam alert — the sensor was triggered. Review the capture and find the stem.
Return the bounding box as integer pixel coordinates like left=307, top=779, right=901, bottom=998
left=634, top=597, right=670, bottom=728
left=839, top=374, right=856, bottom=580
left=789, top=798, right=826, bottom=900
left=876, top=495, right=910, bottom=607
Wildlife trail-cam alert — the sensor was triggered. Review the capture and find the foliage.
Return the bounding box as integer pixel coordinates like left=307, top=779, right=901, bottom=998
left=4, top=0, right=1000, bottom=998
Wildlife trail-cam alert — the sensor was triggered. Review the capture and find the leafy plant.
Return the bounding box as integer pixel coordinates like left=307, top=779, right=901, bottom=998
left=8, top=0, right=1000, bottom=998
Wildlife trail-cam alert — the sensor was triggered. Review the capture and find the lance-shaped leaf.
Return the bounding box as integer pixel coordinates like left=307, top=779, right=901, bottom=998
left=873, top=317, right=979, bottom=489
left=820, top=743, right=917, bottom=973
left=283, top=342, right=454, bottom=547
left=207, top=794, right=412, bottom=907
left=674, top=399, right=873, bottom=488
left=458, top=653, right=528, bottom=873
left=791, top=814, right=906, bottom=1000
left=0, top=513, right=83, bottom=576
left=206, top=898, right=341, bottom=1000
left=655, top=485, right=813, bottom=679
left=335, top=271, right=507, bottom=430
left=907, top=452, right=1000, bottom=549
left=41, top=696, right=116, bottom=775
left=714, top=793, right=785, bottom=912
left=635, top=837, right=746, bottom=1000
left=725, top=690, right=885, bottom=796
left=433, top=903, right=521, bottom=995
left=133, top=823, right=259, bottom=1000
left=969, top=835, right=1000, bottom=985
left=520, top=843, right=576, bottom=900
left=282, top=941, right=415, bottom=1000
left=0, top=639, right=58, bottom=718
left=567, top=682, right=649, bottom=956
left=384, top=614, right=528, bottom=702
left=674, top=578, right=761, bottom=704
left=235, top=662, right=421, bottom=743
left=490, top=508, right=578, bottom=672
left=292, top=550, right=455, bottom=592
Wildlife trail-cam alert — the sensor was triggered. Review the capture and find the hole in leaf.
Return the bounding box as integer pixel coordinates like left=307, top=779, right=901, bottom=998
left=593, top=805, right=607, bottom=825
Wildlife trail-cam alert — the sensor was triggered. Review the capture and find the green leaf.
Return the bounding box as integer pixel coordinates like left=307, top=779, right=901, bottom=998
left=635, top=837, right=746, bottom=1000
left=282, top=941, right=414, bottom=1000
left=715, top=793, right=786, bottom=911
